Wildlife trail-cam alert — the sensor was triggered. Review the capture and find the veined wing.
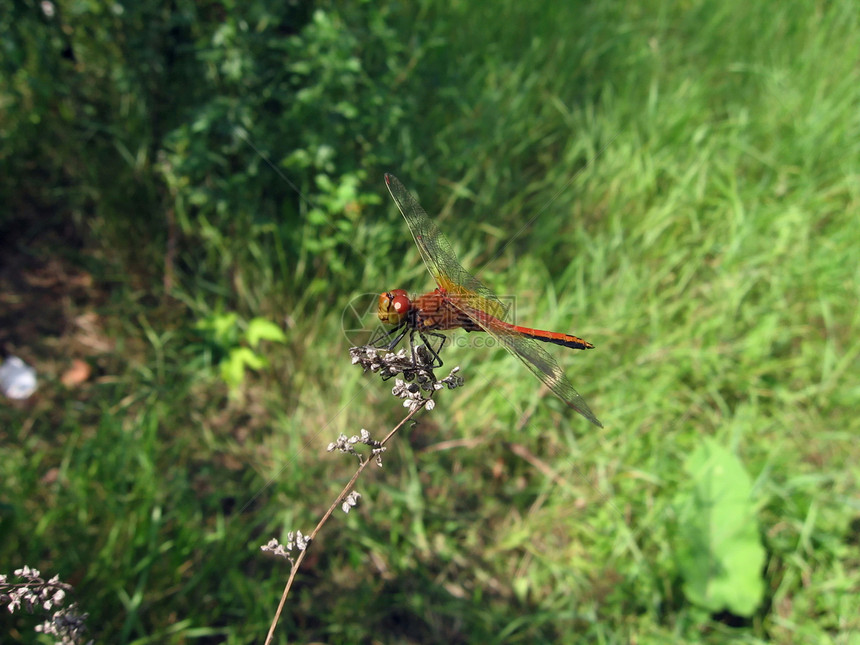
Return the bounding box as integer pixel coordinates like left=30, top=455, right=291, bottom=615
left=385, top=173, right=509, bottom=321
left=458, top=302, right=603, bottom=428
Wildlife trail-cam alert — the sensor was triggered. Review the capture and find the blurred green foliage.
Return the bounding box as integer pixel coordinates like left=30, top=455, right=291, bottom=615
left=1, top=0, right=859, bottom=643
left=194, top=312, right=287, bottom=392
left=672, top=440, right=766, bottom=616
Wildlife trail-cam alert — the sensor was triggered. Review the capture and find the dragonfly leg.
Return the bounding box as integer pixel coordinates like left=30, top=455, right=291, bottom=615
left=369, top=321, right=408, bottom=350
left=417, top=330, right=447, bottom=368
left=406, top=329, right=436, bottom=368
left=386, top=325, right=409, bottom=351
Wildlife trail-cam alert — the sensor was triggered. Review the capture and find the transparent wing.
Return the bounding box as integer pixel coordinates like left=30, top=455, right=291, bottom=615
left=385, top=173, right=509, bottom=320
left=385, top=173, right=601, bottom=428
left=461, top=302, right=603, bottom=427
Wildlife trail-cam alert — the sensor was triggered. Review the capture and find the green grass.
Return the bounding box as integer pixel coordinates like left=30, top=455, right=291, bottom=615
left=1, top=0, right=858, bottom=643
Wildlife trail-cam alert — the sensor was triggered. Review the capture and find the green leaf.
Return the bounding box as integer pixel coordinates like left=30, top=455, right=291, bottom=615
left=219, top=347, right=268, bottom=390
left=512, top=576, right=530, bottom=602
left=220, top=348, right=247, bottom=390
left=237, top=347, right=268, bottom=371
left=195, top=312, right=239, bottom=349
left=245, top=317, right=287, bottom=348
left=672, top=439, right=766, bottom=617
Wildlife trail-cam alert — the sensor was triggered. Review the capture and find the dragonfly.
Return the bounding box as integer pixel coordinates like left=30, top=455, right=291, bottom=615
left=377, top=173, right=602, bottom=428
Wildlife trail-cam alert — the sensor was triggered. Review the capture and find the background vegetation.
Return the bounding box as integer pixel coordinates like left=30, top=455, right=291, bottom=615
left=1, top=0, right=858, bottom=642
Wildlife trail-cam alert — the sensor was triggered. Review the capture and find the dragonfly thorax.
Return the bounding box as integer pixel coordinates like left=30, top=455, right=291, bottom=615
left=378, top=289, right=412, bottom=325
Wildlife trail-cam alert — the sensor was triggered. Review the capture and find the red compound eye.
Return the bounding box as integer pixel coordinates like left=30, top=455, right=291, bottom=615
left=377, top=289, right=412, bottom=324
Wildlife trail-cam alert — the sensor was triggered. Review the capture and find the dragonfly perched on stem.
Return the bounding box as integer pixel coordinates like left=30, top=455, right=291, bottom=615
left=375, top=173, right=602, bottom=428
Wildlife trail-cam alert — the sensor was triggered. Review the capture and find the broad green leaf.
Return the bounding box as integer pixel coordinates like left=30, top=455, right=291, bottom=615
left=220, top=347, right=268, bottom=390
left=672, top=439, right=766, bottom=617
left=245, top=317, right=287, bottom=348
left=220, top=348, right=248, bottom=390
left=235, top=347, right=268, bottom=371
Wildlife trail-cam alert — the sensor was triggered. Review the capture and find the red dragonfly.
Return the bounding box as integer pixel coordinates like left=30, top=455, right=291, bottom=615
left=377, top=173, right=602, bottom=427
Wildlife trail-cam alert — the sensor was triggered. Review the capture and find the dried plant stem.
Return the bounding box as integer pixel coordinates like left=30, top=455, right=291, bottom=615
left=264, top=400, right=429, bottom=645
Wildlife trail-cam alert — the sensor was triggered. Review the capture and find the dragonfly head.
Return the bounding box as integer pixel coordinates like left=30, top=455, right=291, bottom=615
left=378, top=289, right=412, bottom=325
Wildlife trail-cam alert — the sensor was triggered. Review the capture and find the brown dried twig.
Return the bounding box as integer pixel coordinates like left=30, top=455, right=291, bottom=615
left=262, top=346, right=463, bottom=644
